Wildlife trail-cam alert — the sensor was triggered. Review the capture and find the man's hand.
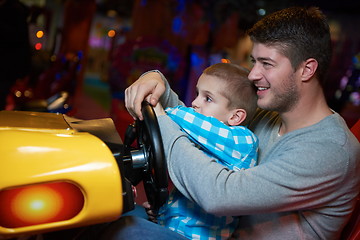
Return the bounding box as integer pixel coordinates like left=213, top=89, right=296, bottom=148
left=125, top=71, right=165, bottom=120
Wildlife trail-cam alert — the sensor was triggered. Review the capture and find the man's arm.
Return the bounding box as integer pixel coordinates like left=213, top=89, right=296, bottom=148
left=157, top=114, right=353, bottom=217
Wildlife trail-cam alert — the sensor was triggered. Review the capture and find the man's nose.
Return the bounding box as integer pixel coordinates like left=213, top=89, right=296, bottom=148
left=248, top=65, right=261, bottom=82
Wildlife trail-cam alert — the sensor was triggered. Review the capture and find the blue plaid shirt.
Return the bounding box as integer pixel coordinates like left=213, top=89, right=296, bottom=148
left=158, top=106, right=258, bottom=240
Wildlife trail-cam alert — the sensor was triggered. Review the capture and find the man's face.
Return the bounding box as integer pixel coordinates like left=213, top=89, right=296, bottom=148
left=191, top=74, right=233, bottom=124
left=248, top=43, right=300, bottom=113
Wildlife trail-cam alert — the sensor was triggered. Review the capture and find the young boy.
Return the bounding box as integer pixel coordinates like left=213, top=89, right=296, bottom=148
left=153, top=63, right=258, bottom=239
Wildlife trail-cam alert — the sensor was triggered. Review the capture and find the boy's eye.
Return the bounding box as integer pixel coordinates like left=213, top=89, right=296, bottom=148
left=205, top=96, right=212, bottom=102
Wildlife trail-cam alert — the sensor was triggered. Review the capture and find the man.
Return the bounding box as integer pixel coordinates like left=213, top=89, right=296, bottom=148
left=106, top=6, right=360, bottom=240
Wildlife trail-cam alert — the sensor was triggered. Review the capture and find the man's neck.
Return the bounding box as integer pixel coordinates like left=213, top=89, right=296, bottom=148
left=278, top=91, right=332, bottom=136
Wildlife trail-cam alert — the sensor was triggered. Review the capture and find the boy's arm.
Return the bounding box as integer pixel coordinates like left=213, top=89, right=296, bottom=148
left=165, top=106, right=258, bottom=170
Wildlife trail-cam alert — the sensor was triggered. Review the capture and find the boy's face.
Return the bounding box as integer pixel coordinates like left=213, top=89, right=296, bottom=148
left=191, top=74, right=233, bottom=124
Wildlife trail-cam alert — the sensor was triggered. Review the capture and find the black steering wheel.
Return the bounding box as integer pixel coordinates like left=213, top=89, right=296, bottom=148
left=123, top=101, right=168, bottom=211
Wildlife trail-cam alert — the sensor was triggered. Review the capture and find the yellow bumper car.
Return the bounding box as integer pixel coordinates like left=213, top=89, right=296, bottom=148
left=0, top=102, right=168, bottom=239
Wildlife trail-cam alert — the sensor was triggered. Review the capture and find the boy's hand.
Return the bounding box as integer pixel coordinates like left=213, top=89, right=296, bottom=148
left=142, top=201, right=158, bottom=223
left=153, top=102, right=166, bottom=116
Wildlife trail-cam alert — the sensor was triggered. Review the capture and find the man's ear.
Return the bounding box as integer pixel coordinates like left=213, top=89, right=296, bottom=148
left=228, top=109, right=247, bottom=126
left=301, top=58, right=318, bottom=82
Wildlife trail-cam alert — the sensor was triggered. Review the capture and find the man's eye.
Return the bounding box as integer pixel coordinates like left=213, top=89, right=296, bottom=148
left=263, top=62, right=272, bottom=68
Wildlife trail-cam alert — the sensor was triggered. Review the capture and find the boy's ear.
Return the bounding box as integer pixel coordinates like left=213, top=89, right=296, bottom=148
left=228, top=109, right=246, bottom=126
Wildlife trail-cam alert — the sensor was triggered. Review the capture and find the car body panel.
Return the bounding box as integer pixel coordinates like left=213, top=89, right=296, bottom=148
left=0, top=111, right=123, bottom=238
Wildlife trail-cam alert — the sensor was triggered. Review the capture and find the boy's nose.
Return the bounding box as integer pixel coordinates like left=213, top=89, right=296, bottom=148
left=191, top=98, right=199, bottom=109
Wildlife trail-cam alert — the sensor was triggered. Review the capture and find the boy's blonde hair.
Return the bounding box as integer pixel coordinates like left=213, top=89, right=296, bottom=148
left=203, top=63, right=257, bottom=125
